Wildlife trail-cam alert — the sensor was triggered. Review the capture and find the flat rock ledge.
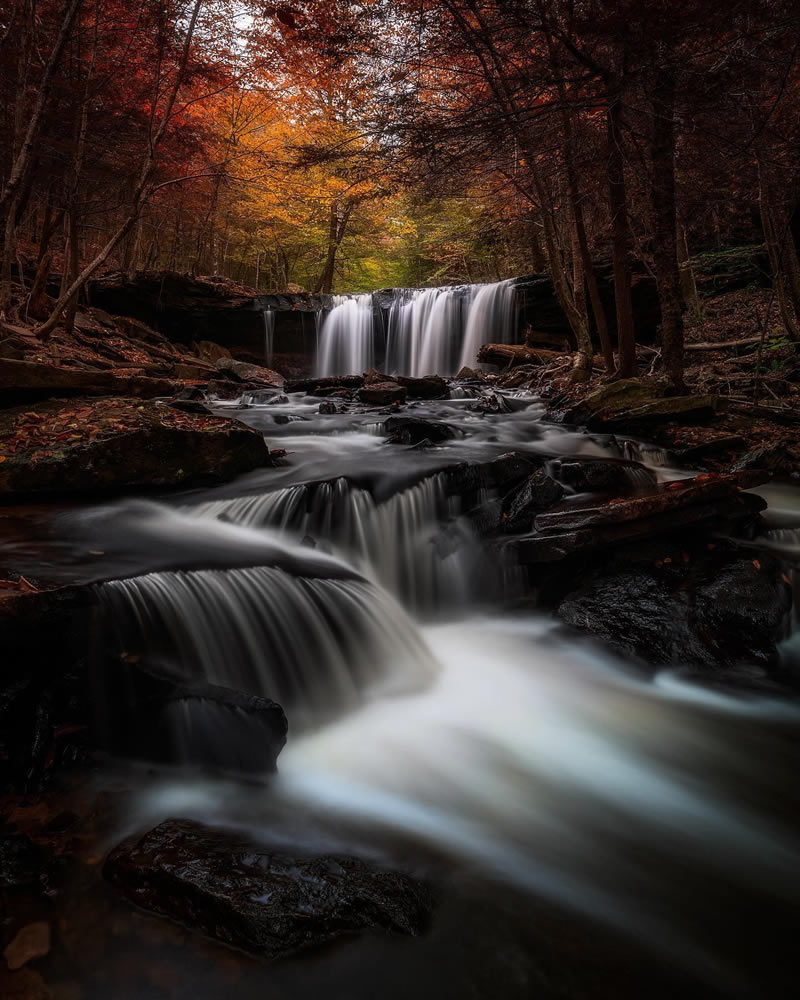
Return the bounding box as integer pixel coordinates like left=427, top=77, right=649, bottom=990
left=104, top=819, right=435, bottom=961
left=0, top=397, right=271, bottom=499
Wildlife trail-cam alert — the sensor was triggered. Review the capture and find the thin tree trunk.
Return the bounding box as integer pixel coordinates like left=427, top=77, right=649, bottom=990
left=648, top=67, right=685, bottom=388
left=0, top=0, right=83, bottom=217
left=546, top=26, right=614, bottom=373
left=606, top=87, right=637, bottom=377
left=758, top=158, right=800, bottom=341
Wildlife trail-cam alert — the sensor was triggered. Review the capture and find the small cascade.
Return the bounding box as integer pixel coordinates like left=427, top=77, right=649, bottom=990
left=100, top=564, right=437, bottom=731
left=187, top=474, right=487, bottom=612
left=622, top=440, right=672, bottom=468
left=315, top=294, right=375, bottom=376
left=262, top=307, right=275, bottom=366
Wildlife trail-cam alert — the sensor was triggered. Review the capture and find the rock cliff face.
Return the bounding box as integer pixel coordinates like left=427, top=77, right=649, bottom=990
left=90, top=272, right=329, bottom=372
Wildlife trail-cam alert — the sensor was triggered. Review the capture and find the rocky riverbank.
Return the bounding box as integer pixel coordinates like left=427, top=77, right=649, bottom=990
left=2, top=278, right=800, bottom=998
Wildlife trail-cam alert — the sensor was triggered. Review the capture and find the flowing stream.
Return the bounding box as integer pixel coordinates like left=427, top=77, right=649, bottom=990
left=30, top=373, right=800, bottom=997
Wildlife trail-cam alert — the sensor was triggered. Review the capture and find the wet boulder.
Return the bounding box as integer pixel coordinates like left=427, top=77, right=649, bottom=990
left=454, top=366, right=486, bottom=381
left=358, top=382, right=407, bottom=406
left=0, top=835, right=48, bottom=891
left=501, top=470, right=565, bottom=533
left=550, top=458, right=657, bottom=494
left=288, top=375, right=364, bottom=394
left=396, top=375, right=449, bottom=399
left=104, top=819, right=435, bottom=961
left=96, top=658, right=287, bottom=774
left=556, top=541, right=793, bottom=671
left=446, top=452, right=540, bottom=506
left=215, top=357, right=285, bottom=389
left=384, top=415, right=456, bottom=445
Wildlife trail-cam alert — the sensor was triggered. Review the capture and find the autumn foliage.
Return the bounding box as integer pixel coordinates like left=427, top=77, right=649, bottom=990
left=1, top=0, right=799, bottom=379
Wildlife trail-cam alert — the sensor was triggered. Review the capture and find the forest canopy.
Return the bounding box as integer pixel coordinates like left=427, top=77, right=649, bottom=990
left=1, top=0, right=799, bottom=379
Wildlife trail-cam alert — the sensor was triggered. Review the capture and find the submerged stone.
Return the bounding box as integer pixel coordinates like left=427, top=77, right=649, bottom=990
left=104, top=820, right=435, bottom=961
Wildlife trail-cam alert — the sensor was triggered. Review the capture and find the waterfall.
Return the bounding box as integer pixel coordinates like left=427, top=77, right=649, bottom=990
left=187, top=473, right=486, bottom=613
left=458, top=278, right=516, bottom=371
left=100, top=562, right=437, bottom=731
left=315, top=294, right=375, bottom=376
left=314, top=281, right=517, bottom=378
left=262, top=307, right=275, bottom=367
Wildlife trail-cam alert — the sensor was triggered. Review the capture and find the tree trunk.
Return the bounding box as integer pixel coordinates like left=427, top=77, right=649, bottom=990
left=758, top=157, right=800, bottom=341
left=648, top=67, right=685, bottom=388
left=37, top=0, right=204, bottom=340
left=606, top=88, right=637, bottom=377
left=0, top=0, right=82, bottom=217
left=27, top=252, right=52, bottom=321
left=546, top=26, right=614, bottom=373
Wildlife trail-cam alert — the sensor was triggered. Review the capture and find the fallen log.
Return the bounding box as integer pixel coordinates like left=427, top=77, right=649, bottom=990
left=477, top=343, right=565, bottom=368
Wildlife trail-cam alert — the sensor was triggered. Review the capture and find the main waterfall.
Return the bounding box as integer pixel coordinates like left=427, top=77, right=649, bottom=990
left=315, top=279, right=516, bottom=378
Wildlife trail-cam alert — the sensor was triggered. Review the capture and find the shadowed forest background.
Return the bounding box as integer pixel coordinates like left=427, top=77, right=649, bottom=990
left=2, top=0, right=799, bottom=385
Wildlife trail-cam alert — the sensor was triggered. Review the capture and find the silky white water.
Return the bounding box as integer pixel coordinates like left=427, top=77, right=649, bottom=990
left=315, top=281, right=517, bottom=377
left=79, top=380, right=800, bottom=992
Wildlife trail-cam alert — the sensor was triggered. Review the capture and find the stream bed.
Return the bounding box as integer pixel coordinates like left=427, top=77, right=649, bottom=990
left=4, top=383, right=800, bottom=1000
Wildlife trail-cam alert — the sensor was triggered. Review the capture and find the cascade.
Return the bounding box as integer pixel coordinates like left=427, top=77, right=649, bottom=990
left=100, top=560, right=437, bottom=731
left=187, top=473, right=486, bottom=612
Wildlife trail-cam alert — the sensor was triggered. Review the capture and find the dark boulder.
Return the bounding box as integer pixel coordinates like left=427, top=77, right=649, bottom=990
left=445, top=452, right=540, bottom=506
left=104, top=819, right=435, bottom=961
left=95, top=658, right=287, bottom=775
left=318, top=400, right=338, bottom=414
left=215, top=357, right=285, bottom=389
left=550, top=458, right=657, bottom=495
left=384, top=415, right=456, bottom=445
left=556, top=541, right=792, bottom=671
left=502, top=470, right=565, bottom=533
left=288, top=375, right=364, bottom=394
left=0, top=835, right=47, bottom=891
left=396, top=375, right=449, bottom=399
left=358, top=382, right=407, bottom=406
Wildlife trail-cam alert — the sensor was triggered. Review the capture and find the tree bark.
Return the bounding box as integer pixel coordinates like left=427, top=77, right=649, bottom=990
left=758, top=157, right=800, bottom=342
left=606, top=86, right=637, bottom=377
left=0, top=0, right=82, bottom=217
left=648, top=67, right=685, bottom=388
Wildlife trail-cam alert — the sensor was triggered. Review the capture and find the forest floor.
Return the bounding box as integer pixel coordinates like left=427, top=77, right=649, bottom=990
left=495, top=286, right=800, bottom=479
